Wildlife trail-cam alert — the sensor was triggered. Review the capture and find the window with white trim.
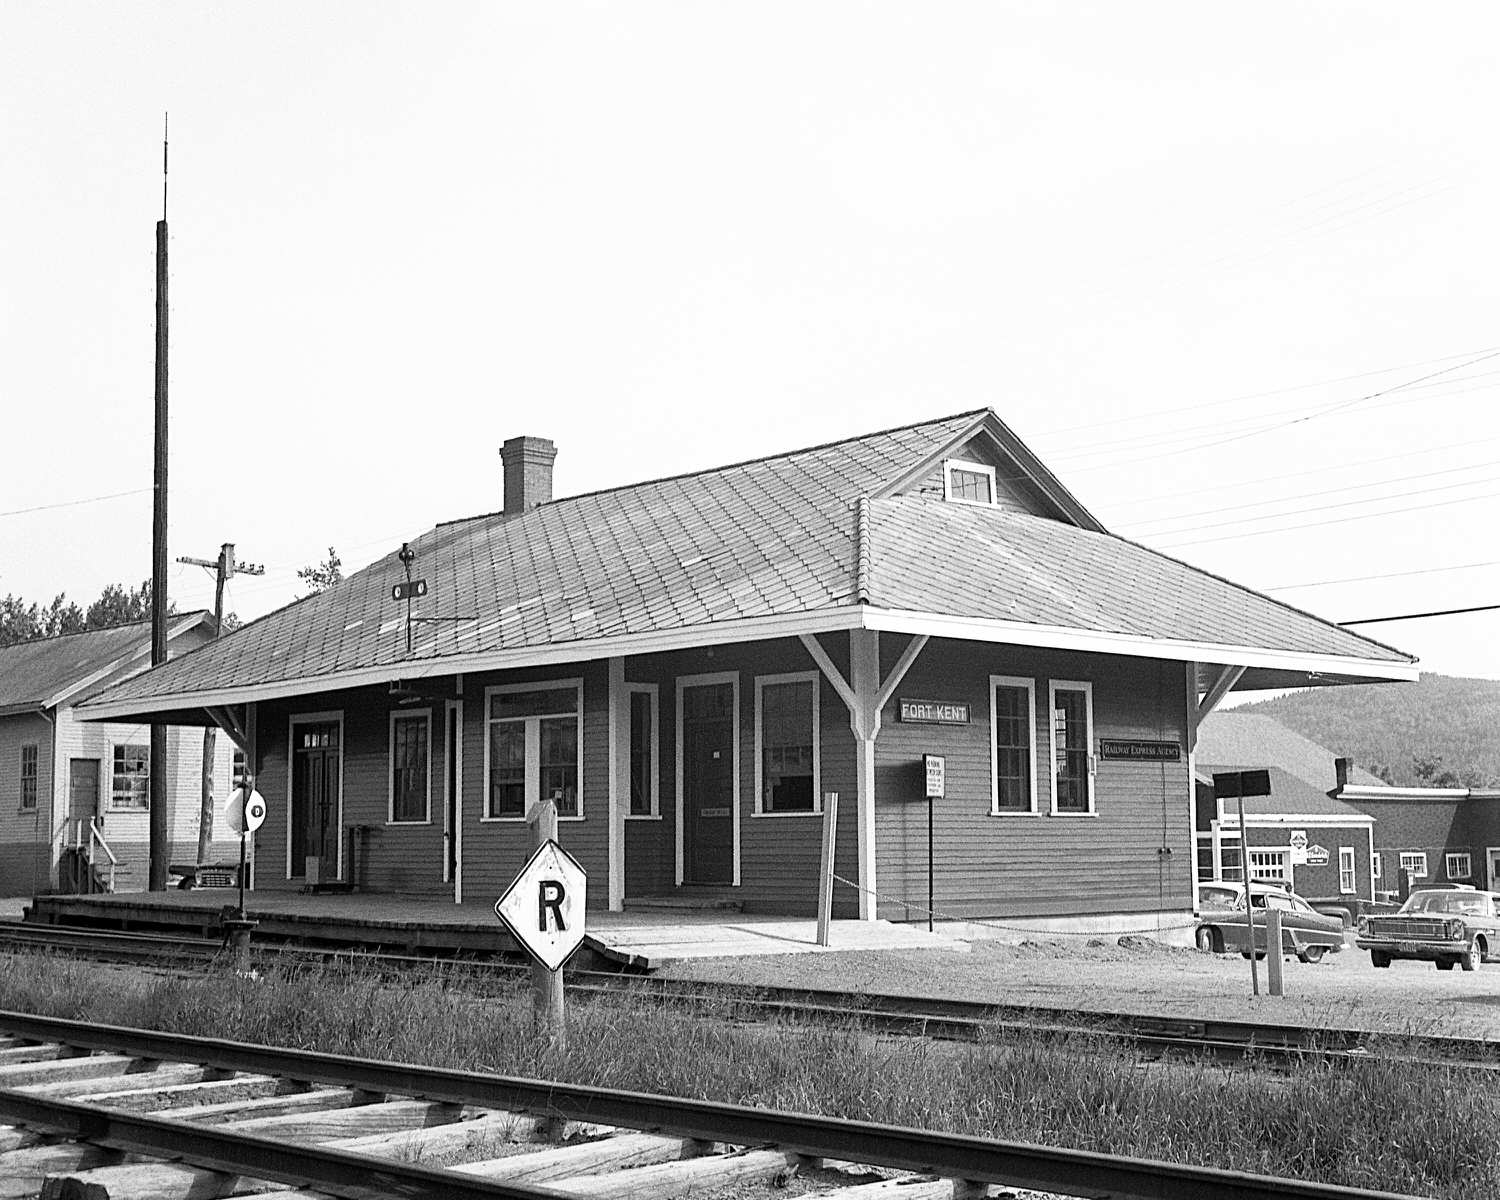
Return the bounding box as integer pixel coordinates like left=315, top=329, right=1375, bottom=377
left=1446, top=852, right=1472, bottom=880
left=1049, top=681, right=1094, bottom=814
left=1399, top=851, right=1428, bottom=879
left=1248, top=849, right=1288, bottom=882
left=388, top=710, right=431, bottom=824
left=485, top=682, right=583, bottom=819
left=990, top=676, right=1035, bottom=814
left=19, top=744, right=37, bottom=811
left=628, top=684, right=659, bottom=817
left=1338, top=846, right=1356, bottom=894
left=1218, top=834, right=1244, bottom=882
left=943, top=458, right=997, bottom=506
left=755, top=673, right=819, bottom=814
left=111, top=744, right=149, bottom=810
left=1371, top=851, right=1382, bottom=881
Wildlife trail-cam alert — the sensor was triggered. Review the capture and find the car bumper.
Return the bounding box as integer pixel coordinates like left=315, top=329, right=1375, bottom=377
left=1356, top=936, right=1466, bottom=959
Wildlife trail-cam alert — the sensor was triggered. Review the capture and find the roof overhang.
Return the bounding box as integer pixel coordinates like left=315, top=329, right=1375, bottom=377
left=1218, top=813, right=1375, bottom=828
left=1338, top=785, right=1471, bottom=802
left=76, top=603, right=1417, bottom=725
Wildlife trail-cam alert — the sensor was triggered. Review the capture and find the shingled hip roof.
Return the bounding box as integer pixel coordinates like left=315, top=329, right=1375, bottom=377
left=77, top=410, right=1415, bottom=721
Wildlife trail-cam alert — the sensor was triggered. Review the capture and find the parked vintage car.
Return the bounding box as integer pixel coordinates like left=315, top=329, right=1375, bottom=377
left=1195, top=882, right=1346, bottom=963
left=1356, top=886, right=1500, bottom=971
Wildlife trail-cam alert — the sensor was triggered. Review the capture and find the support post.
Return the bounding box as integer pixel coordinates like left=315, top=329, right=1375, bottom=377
left=530, top=798, right=565, bottom=1043
left=816, top=793, right=839, bottom=946
left=607, top=657, right=626, bottom=912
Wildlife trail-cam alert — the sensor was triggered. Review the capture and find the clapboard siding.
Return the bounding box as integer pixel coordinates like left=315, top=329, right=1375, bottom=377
left=908, top=435, right=1046, bottom=516
left=0, top=711, right=53, bottom=896
left=874, top=641, right=1193, bottom=921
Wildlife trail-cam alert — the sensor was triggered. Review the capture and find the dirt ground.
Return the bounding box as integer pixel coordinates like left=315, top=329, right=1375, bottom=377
left=660, top=935, right=1500, bottom=1040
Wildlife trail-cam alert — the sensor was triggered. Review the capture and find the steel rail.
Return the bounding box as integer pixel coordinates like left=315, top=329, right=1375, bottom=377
left=0, top=1010, right=1427, bottom=1200
left=6, top=925, right=1499, bottom=1068
left=0, top=1089, right=556, bottom=1200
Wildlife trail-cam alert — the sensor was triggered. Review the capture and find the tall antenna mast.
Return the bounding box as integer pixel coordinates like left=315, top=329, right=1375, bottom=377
left=148, top=113, right=170, bottom=892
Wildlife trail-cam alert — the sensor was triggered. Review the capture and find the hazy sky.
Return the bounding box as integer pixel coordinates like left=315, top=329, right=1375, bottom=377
left=2, top=4, right=1497, bottom=683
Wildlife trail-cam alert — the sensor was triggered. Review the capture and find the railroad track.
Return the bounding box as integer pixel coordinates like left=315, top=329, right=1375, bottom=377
left=0, top=1009, right=1426, bottom=1200
left=4, top=922, right=1497, bottom=1072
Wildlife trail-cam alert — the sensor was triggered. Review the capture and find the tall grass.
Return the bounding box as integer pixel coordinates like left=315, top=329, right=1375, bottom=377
left=2, top=951, right=1495, bottom=1198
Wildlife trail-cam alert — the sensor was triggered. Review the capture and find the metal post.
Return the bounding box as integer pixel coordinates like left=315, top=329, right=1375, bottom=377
left=147, top=203, right=170, bottom=892
left=816, top=793, right=838, bottom=947
left=530, top=798, right=565, bottom=1045
left=1266, top=908, right=1284, bottom=996
left=1238, top=787, right=1258, bottom=996
left=927, top=794, right=934, bottom=933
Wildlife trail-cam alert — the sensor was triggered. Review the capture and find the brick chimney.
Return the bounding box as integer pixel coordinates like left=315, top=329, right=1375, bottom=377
left=500, top=436, right=557, bottom=515
left=1334, top=757, right=1351, bottom=791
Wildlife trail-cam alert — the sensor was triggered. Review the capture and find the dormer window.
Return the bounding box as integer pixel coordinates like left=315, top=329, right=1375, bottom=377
left=943, top=458, right=996, bottom=506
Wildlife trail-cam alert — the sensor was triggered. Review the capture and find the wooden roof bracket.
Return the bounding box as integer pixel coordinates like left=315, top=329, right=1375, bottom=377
left=204, top=705, right=252, bottom=757
left=1192, top=664, right=1247, bottom=740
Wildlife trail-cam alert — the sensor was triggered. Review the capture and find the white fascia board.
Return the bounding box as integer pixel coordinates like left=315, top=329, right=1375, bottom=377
left=1223, top=813, right=1376, bottom=828
left=75, top=607, right=865, bottom=721
left=42, top=613, right=213, bottom=711
left=1339, top=785, right=1470, bottom=802
left=860, top=607, right=1419, bottom=683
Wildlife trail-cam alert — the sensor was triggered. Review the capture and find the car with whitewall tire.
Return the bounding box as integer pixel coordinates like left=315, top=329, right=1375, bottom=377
left=1356, top=887, right=1500, bottom=971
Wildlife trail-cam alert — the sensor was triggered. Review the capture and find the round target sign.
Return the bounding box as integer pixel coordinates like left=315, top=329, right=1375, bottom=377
left=224, top=787, right=267, bottom=836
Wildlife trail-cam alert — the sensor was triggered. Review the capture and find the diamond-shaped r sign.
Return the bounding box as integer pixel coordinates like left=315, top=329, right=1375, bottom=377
left=494, top=840, right=588, bottom=972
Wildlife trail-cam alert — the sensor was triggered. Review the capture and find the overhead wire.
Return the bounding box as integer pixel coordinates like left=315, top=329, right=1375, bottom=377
left=1263, top=559, right=1500, bottom=593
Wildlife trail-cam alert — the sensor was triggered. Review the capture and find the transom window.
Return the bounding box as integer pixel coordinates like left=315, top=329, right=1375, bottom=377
left=628, top=685, right=659, bottom=817
left=485, top=683, right=582, bottom=820
left=990, top=676, right=1035, bottom=814
left=1248, top=849, right=1288, bottom=882
left=389, top=710, right=431, bottom=824
left=1399, top=851, right=1428, bottom=879
left=1446, top=852, right=1472, bottom=880
left=943, top=458, right=997, bottom=506
left=19, top=745, right=37, bottom=811
left=1049, top=681, right=1094, bottom=815
left=111, top=743, right=149, bottom=810
left=755, top=673, right=819, bottom=814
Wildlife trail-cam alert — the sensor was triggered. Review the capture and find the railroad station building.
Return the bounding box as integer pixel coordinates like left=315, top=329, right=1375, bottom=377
left=77, top=411, right=1417, bottom=931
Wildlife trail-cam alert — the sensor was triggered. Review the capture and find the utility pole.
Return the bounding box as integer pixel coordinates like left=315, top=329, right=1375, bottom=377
left=148, top=117, right=170, bottom=892
left=178, top=544, right=263, bottom=861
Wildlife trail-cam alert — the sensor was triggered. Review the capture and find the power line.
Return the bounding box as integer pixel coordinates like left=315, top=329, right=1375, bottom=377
left=0, top=486, right=153, bottom=519
left=1264, top=559, right=1500, bottom=593
left=1340, top=603, right=1500, bottom=627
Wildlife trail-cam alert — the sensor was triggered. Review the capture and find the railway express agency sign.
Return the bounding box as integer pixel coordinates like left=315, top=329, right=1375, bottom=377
left=495, top=840, right=588, bottom=972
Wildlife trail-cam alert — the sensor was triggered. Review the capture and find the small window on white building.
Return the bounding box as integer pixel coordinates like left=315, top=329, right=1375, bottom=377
left=19, top=744, right=37, bottom=811
left=1399, top=851, right=1428, bottom=879
left=1248, top=849, right=1288, bottom=882
left=943, top=459, right=997, bottom=506
left=1446, top=852, right=1472, bottom=880
left=111, top=744, right=149, bottom=810
left=1338, top=846, right=1356, bottom=894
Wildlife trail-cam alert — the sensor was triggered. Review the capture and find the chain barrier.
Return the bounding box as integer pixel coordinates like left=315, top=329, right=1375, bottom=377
left=830, top=873, right=1197, bottom=939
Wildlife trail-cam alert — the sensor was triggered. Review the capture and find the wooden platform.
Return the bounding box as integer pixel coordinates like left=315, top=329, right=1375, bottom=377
left=20, top=891, right=969, bottom=970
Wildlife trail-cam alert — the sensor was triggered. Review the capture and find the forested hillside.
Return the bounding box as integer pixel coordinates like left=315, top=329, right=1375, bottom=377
left=1237, top=674, right=1500, bottom=787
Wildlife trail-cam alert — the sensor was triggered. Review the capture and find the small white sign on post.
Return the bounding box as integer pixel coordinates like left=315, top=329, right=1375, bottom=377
left=924, top=754, right=945, bottom=800
left=495, top=840, right=588, bottom=973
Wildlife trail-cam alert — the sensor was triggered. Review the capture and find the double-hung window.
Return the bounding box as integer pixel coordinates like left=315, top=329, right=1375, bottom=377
left=755, top=673, right=819, bottom=815
left=111, top=744, right=150, bottom=810
left=1049, top=681, right=1094, bottom=815
left=19, top=745, right=37, bottom=811
left=388, top=710, right=431, bottom=824
left=990, top=676, right=1035, bottom=814
left=485, top=682, right=582, bottom=820
left=1399, top=851, right=1428, bottom=879
left=628, top=684, right=659, bottom=817
left=1338, top=846, right=1356, bottom=894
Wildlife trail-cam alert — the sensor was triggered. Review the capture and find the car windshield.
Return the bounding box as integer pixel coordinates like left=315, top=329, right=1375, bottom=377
left=1401, top=892, right=1490, bottom=916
